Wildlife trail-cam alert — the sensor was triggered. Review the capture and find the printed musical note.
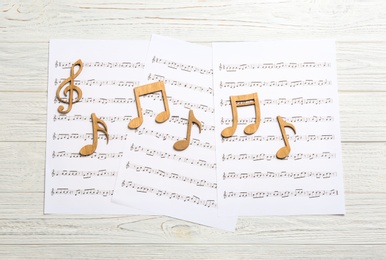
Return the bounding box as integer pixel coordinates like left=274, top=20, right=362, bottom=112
left=173, top=110, right=202, bottom=151
left=276, top=115, right=296, bottom=159
left=223, top=189, right=338, bottom=199
left=56, top=59, right=83, bottom=113
left=128, top=81, right=170, bottom=129
left=130, top=144, right=216, bottom=168
left=221, top=93, right=260, bottom=138
left=79, top=113, right=109, bottom=156
left=121, top=180, right=217, bottom=208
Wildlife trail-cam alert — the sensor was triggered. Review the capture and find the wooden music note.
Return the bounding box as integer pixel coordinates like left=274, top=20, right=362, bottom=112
left=128, top=81, right=170, bottom=129
left=173, top=110, right=202, bottom=151
left=56, top=59, right=83, bottom=114
left=221, top=93, right=260, bottom=138
left=276, top=115, right=296, bottom=159
left=79, top=113, right=109, bottom=156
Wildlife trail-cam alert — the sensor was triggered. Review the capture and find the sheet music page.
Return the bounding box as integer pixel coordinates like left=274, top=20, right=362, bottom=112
left=213, top=40, right=345, bottom=216
left=112, top=35, right=237, bottom=231
left=45, top=40, right=150, bottom=214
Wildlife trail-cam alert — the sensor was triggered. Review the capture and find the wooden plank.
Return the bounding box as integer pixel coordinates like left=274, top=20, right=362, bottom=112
left=0, top=193, right=385, bottom=245
left=1, top=92, right=385, bottom=142
left=0, top=245, right=385, bottom=259
left=2, top=1, right=386, bottom=43
left=0, top=142, right=384, bottom=194
left=2, top=42, right=386, bottom=92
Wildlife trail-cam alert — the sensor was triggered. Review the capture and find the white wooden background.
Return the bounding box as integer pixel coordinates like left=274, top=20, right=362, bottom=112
left=1, top=0, right=385, bottom=259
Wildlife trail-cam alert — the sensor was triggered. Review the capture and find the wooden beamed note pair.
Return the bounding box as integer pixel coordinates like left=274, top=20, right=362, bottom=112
left=222, top=93, right=296, bottom=159
left=56, top=60, right=295, bottom=158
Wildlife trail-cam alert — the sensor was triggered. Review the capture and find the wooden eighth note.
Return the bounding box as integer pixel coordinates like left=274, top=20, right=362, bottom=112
left=79, top=113, right=109, bottom=156
left=128, top=81, right=170, bottom=129
left=221, top=93, right=261, bottom=138
left=173, top=110, right=202, bottom=151
left=276, top=115, right=296, bottom=159
left=56, top=59, right=83, bottom=114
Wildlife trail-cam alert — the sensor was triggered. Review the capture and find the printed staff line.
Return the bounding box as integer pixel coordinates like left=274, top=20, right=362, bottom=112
left=51, top=188, right=114, bottom=197
left=51, top=169, right=117, bottom=179
left=219, top=61, right=331, bottom=72
left=59, top=95, right=213, bottom=113
left=219, top=79, right=332, bottom=88
left=220, top=97, right=333, bottom=106
left=54, top=78, right=140, bottom=87
left=148, top=74, right=213, bottom=94
left=52, top=151, right=123, bottom=160
left=134, top=128, right=215, bottom=150
left=152, top=56, right=213, bottom=75
left=52, top=132, right=128, bottom=141
left=52, top=113, right=215, bottom=130
left=53, top=94, right=214, bottom=113
left=121, top=180, right=217, bottom=208
left=222, top=152, right=336, bottom=161
left=130, top=144, right=216, bottom=169
left=222, top=134, right=335, bottom=143
left=223, top=189, right=339, bottom=199
left=126, top=162, right=217, bottom=189
left=55, top=60, right=144, bottom=69
left=223, top=171, right=338, bottom=180
left=220, top=116, right=334, bottom=125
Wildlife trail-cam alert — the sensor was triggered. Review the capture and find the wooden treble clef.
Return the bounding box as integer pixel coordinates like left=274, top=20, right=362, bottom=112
left=56, top=59, right=83, bottom=114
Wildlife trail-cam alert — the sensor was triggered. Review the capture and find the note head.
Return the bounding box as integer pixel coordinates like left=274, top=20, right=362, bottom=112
left=173, top=140, right=189, bottom=151
left=128, top=117, right=143, bottom=129
left=221, top=126, right=234, bottom=138
left=276, top=147, right=290, bottom=160
left=155, top=111, right=170, bottom=123
left=79, top=144, right=95, bottom=156
left=244, top=123, right=259, bottom=135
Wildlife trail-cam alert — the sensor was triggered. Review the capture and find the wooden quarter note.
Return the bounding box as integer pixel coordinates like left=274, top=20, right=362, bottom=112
left=173, top=110, right=202, bottom=151
left=128, top=81, right=170, bottom=129
left=221, top=92, right=261, bottom=138
left=79, top=113, right=109, bottom=156
left=276, top=115, right=296, bottom=159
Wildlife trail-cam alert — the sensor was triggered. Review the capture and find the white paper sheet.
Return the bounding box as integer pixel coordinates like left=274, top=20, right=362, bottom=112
left=213, top=40, right=345, bottom=216
left=112, top=35, right=237, bottom=231
left=45, top=40, right=150, bottom=214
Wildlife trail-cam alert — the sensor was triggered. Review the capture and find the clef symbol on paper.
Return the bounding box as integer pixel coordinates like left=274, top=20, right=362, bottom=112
left=56, top=59, right=84, bottom=114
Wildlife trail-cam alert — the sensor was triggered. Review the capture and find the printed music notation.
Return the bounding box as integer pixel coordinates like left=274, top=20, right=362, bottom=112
left=55, top=60, right=144, bottom=69
left=221, top=116, right=334, bottom=125
left=222, top=152, right=336, bottom=161
left=53, top=114, right=132, bottom=123
left=53, top=132, right=128, bottom=141
left=148, top=74, right=213, bottom=94
left=54, top=94, right=214, bottom=113
left=51, top=188, right=114, bottom=197
left=121, top=180, right=217, bottom=208
left=130, top=144, right=216, bottom=169
left=219, top=61, right=331, bottom=72
left=126, top=162, right=217, bottom=189
left=52, top=151, right=123, bottom=159
left=52, top=169, right=117, bottom=178
left=54, top=78, right=140, bottom=87
left=223, top=171, right=338, bottom=180
left=219, top=79, right=332, bottom=88
left=223, top=189, right=338, bottom=199
left=152, top=56, right=213, bottom=75
left=222, top=134, right=335, bottom=143
left=134, top=128, right=215, bottom=150
left=53, top=113, right=215, bottom=131
left=220, top=97, right=333, bottom=106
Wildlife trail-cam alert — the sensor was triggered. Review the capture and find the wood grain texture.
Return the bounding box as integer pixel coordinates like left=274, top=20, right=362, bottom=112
left=1, top=0, right=385, bottom=258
